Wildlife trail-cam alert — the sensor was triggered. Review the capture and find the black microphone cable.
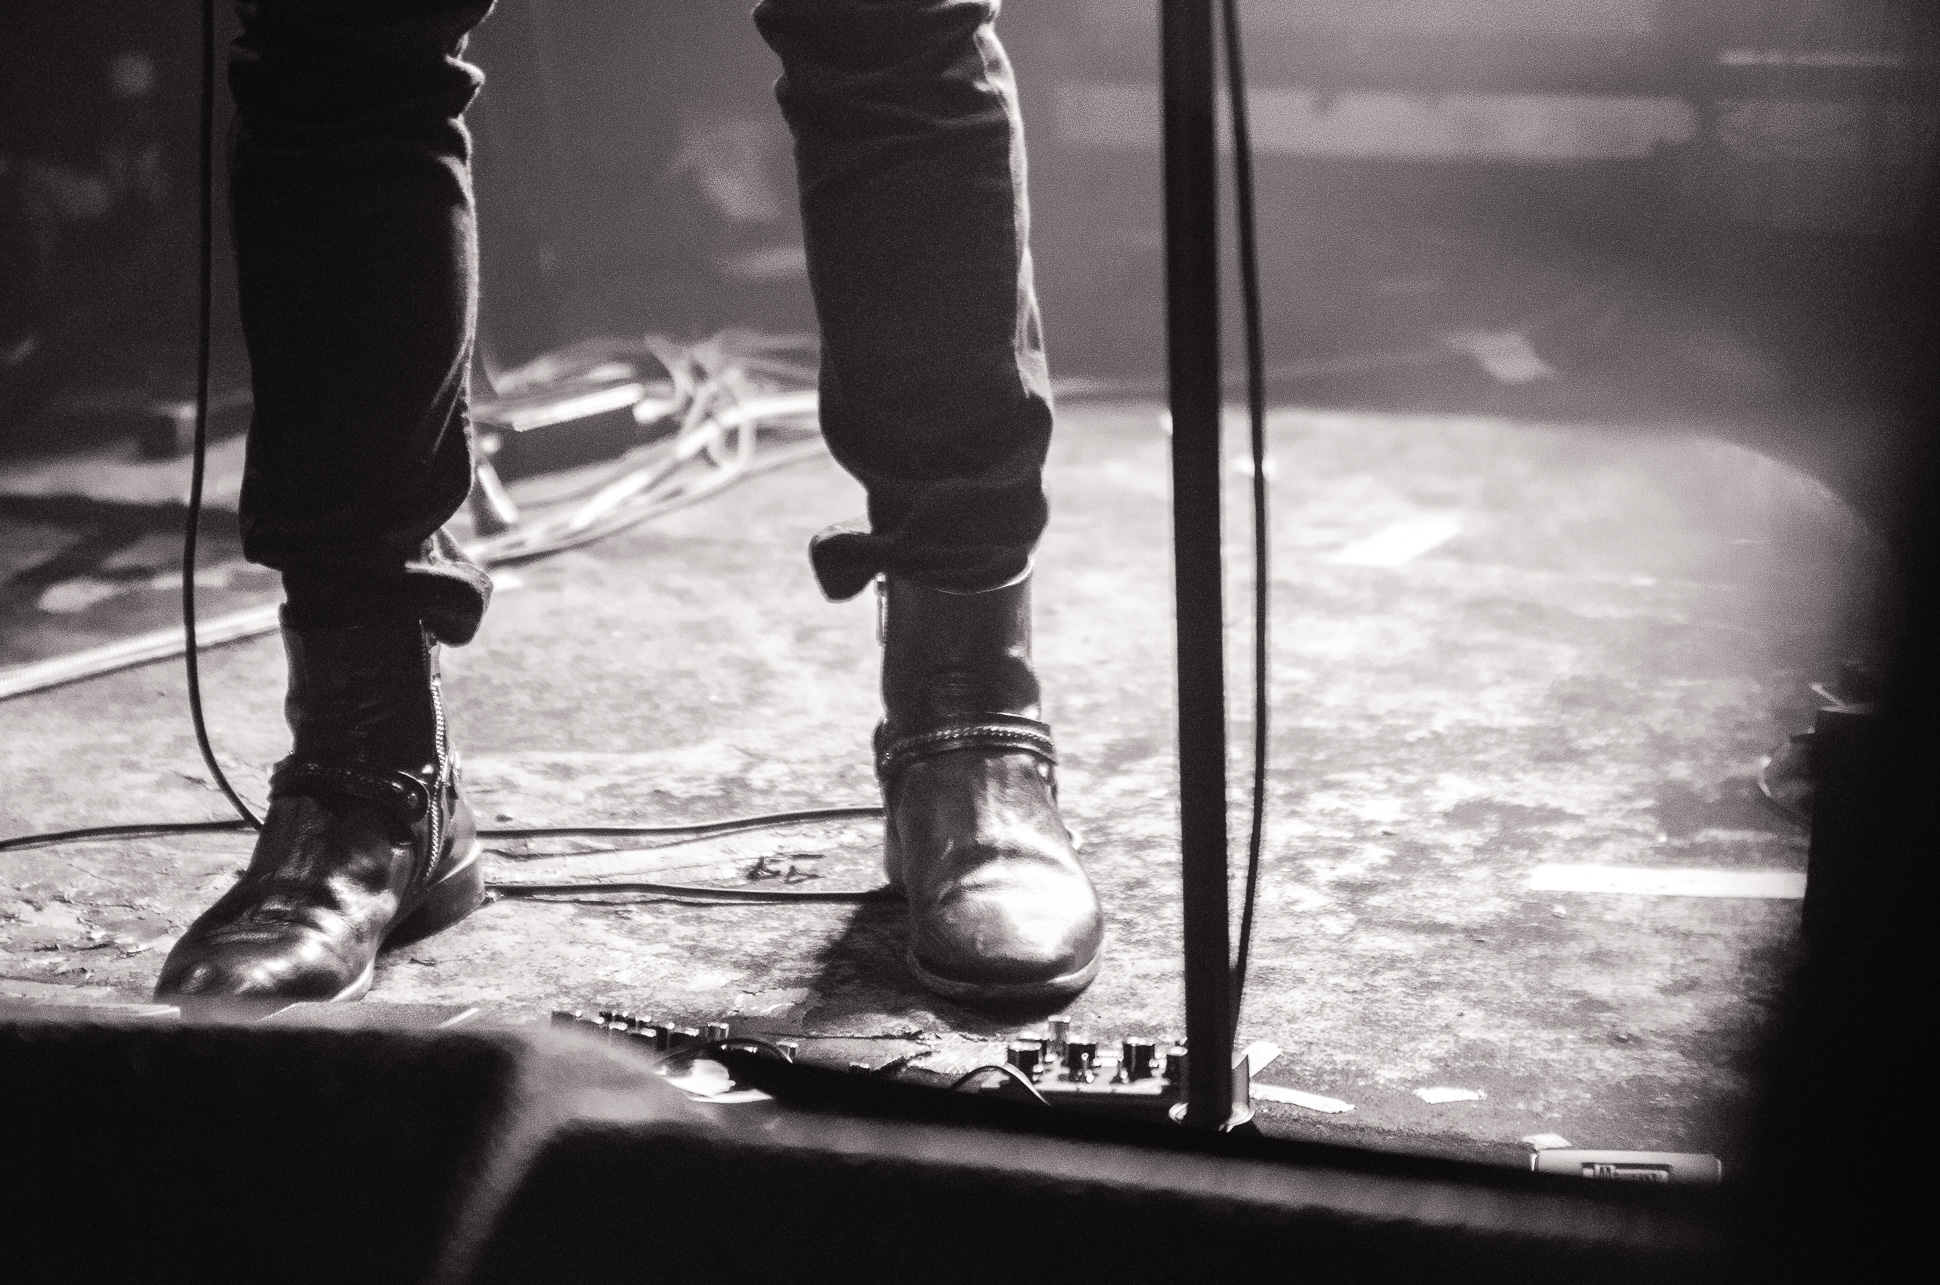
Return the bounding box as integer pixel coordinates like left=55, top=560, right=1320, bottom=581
left=1222, top=0, right=1272, bottom=1032
left=184, top=0, right=262, bottom=830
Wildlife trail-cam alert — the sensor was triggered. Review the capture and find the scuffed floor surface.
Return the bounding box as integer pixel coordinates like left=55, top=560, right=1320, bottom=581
left=0, top=403, right=1876, bottom=1163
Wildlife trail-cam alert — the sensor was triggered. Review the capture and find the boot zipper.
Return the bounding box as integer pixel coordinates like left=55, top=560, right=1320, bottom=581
left=423, top=627, right=448, bottom=887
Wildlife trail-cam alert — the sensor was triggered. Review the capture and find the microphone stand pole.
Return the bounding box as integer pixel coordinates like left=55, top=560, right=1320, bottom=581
left=1160, top=0, right=1238, bottom=1129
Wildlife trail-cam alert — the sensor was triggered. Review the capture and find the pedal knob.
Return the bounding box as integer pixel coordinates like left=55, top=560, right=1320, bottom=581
left=1064, top=1041, right=1098, bottom=1082
left=1006, top=1041, right=1043, bottom=1078
left=1122, top=1040, right=1158, bottom=1081
left=704, top=1021, right=732, bottom=1044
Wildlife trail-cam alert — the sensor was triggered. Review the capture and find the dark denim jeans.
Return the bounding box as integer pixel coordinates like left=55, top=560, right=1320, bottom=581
left=231, top=0, right=1053, bottom=644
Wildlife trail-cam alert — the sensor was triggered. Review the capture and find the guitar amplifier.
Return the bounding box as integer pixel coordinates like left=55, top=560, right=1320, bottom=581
left=0, top=996, right=1728, bottom=1285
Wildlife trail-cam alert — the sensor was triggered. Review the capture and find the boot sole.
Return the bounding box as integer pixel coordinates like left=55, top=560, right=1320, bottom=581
left=382, top=838, right=487, bottom=951
left=219, top=844, right=483, bottom=1006
left=329, top=960, right=377, bottom=1003
left=320, top=837, right=487, bottom=1003
left=320, top=839, right=486, bottom=1003
left=906, top=945, right=1102, bottom=1007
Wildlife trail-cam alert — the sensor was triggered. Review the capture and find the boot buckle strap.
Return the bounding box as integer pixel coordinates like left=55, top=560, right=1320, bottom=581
left=269, top=758, right=431, bottom=824
left=875, top=720, right=1057, bottom=785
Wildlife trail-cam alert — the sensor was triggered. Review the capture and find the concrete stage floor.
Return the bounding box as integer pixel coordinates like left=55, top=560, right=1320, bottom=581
left=0, top=401, right=1873, bottom=1165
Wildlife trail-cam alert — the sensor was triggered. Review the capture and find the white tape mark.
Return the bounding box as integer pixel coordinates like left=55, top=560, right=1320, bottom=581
left=1252, top=1084, right=1354, bottom=1113
left=1530, top=865, right=1805, bottom=899
left=1238, top=1040, right=1281, bottom=1074
left=1416, top=1086, right=1486, bottom=1103
left=36, top=578, right=132, bottom=614
left=1330, top=514, right=1462, bottom=567
left=1438, top=329, right=1557, bottom=384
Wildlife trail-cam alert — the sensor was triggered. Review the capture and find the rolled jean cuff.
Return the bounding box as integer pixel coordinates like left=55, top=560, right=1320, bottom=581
left=281, top=528, right=492, bottom=645
left=808, top=523, right=1031, bottom=601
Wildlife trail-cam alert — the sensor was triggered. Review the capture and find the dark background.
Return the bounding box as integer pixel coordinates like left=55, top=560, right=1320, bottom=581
left=2, top=0, right=1934, bottom=509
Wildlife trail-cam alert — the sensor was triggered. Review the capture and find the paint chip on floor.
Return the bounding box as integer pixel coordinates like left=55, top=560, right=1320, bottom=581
left=1252, top=1083, right=1354, bottom=1113
left=1416, top=1086, right=1486, bottom=1103
left=1330, top=514, right=1462, bottom=567
left=1529, top=864, right=1806, bottom=899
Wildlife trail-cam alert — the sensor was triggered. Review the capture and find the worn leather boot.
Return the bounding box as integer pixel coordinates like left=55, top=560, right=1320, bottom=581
left=154, top=614, right=483, bottom=1001
left=877, top=571, right=1104, bottom=1005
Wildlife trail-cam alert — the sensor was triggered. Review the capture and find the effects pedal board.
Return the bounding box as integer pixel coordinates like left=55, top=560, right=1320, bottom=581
left=551, top=1011, right=1251, bottom=1124
left=972, top=1017, right=1254, bottom=1123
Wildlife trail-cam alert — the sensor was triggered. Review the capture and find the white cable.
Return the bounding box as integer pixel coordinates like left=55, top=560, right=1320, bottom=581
left=0, top=334, right=827, bottom=701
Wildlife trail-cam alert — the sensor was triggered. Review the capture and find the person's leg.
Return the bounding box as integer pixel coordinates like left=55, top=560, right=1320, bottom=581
left=233, top=0, right=494, bottom=642
left=755, top=0, right=1102, bottom=1005
left=753, top=0, right=1052, bottom=601
left=156, top=0, right=496, bottom=1000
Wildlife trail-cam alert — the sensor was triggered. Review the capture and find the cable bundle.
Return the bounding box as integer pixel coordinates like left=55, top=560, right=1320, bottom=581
left=468, top=331, right=825, bottom=565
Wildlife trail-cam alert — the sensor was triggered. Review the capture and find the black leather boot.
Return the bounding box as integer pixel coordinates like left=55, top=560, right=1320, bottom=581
left=877, top=571, right=1104, bottom=1005
left=154, top=614, right=483, bottom=1001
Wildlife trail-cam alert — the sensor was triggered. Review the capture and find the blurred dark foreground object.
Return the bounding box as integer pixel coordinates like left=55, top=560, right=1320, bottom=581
left=0, top=1007, right=1732, bottom=1285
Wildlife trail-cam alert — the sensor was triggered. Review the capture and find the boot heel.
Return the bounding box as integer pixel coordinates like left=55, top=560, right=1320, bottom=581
left=387, top=839, right=485, bottom=947
left=882, top=810, right=905, bottom=890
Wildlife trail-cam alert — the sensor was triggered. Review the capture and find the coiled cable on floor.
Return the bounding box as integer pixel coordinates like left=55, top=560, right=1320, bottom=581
left=0, top=804, right=893, bottom=903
